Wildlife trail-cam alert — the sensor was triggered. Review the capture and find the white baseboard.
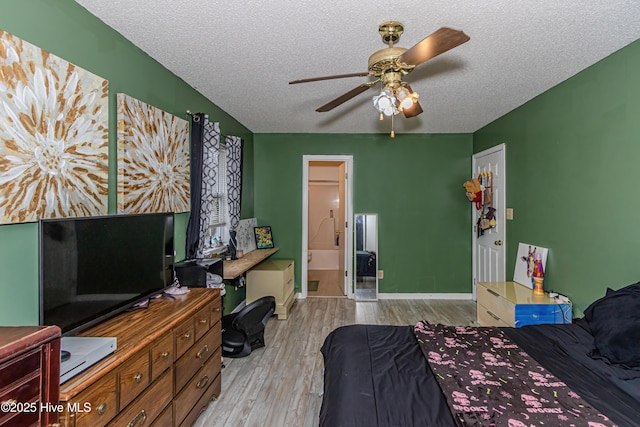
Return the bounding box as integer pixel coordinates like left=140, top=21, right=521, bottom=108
left=294, top=292, right=473, bottom=300
left=378, top=293, right=473, bottom=300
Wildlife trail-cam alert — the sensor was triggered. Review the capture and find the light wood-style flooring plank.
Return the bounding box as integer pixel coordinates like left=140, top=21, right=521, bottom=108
left=194, top=297, right=476, bottom=427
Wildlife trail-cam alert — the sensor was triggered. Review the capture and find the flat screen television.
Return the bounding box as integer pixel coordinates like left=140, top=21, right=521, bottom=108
left=39, top=212, right=175, bottom=336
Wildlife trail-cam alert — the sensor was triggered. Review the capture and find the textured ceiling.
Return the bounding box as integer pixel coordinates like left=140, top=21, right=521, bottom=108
left=75, top=0, right=640, bottom=134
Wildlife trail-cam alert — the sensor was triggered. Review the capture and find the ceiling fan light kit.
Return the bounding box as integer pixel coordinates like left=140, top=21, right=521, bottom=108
left=289, top=21, right=470, bottom=137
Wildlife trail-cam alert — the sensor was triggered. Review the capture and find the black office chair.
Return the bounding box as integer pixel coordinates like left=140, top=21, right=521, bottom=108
left=222, top=296, right=276, bottom=358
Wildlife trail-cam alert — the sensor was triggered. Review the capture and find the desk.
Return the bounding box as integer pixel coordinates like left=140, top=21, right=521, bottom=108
left=223, top=247, right=279, bottom=280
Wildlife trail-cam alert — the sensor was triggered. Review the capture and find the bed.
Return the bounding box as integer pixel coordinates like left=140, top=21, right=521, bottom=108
left=320, top=282, right=640, bottom=427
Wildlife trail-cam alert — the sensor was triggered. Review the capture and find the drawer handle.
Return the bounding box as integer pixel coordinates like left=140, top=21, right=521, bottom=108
left=199, top=319, right=208, bottom=324
left=134, top=373, right=143, bottom=383
left=487, top=289, right=500, bottom=297
left=127, top=409, right=147, bottom=427
left=161, top=351, right=170, bottom=358
left=487, top=310, right=501, bottom=321
left=196, top=344, right=209, bottom=359
left=183, top=333, right=191, bottom=340
left=214, top=307, right=221, bottom=312
left=196, top=375, right=210, bottom=389
left=97, top=403, right=107, bottom=415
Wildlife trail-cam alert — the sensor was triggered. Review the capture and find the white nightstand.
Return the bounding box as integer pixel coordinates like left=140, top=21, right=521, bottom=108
left=477, top=281, right=571, bottom=327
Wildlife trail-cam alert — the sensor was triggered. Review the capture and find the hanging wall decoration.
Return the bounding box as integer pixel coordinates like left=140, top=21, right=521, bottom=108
left=0, top=30, right=109, bottom=224
left=117, top=93, right=190, bottom=214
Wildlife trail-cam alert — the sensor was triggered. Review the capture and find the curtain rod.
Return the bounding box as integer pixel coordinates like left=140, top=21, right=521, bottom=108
left=186, top=110, right=237, bottom=141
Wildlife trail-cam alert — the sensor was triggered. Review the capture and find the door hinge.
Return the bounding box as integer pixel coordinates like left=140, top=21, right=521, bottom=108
left=345, top=270, right=348, bottom=277
left=345, top=221, right=348, bottom=228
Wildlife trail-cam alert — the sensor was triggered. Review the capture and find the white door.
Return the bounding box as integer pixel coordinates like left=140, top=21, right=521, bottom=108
left=472, top=144, right=506, bottom=298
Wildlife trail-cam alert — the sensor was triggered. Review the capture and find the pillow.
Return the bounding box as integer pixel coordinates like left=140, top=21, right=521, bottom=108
left=587, top=291, right=640, bottom=367
left=584, top=281, right=640, bottom=323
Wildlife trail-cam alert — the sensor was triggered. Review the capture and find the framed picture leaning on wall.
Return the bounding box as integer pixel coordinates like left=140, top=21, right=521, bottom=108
left=254, top=226, right=274, bottom=249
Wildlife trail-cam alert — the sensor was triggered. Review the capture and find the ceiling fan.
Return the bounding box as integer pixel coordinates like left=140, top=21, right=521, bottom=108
left=290, top=22, right=470, bottom=131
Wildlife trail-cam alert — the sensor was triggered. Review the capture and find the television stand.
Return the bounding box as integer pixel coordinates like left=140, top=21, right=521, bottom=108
left=58, top=288, right=222, bottom=426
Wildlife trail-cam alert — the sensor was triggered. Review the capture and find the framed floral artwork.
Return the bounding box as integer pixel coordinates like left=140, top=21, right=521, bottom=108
left=254, top=226, right=274, bottom=249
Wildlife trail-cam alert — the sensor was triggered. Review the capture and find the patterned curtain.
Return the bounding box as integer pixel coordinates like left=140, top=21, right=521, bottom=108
left=185, top=114, right=221, bottom=259
left=225, top=135, right=243, bottom=259
left=225, top=136, right=243, bottom=231
left=197, top=118, right=221, bottom=258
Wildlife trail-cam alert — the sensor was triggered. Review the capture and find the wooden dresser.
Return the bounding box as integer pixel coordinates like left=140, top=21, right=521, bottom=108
left=246, top=259, right=295, bottom=320
left=477, top=281, right=571, bottom=327
left=0, top=325, right=61, bottom=427
left=58, top=288, right=222, bottom=427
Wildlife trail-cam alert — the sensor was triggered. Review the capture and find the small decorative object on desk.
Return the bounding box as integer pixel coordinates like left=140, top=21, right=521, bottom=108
left=254, top=226, right=274, bottom=249
left=532, top=252, right=545, bottom=295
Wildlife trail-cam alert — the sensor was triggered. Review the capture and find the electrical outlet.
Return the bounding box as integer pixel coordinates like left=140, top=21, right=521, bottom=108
left=378, top=270, right=384, bottom=279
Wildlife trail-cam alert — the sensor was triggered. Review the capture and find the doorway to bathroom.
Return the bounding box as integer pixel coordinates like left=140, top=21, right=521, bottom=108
left=301, top=155, right=353, bottom=298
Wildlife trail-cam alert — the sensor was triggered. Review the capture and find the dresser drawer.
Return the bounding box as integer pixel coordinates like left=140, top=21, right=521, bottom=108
left=178, top=369, right=221, bottom=427
left=0, top=409, right=39, bottom=427
left=0, top=349, right=40, bottom=389
left=174, top=318, right=196, bottom=359
left=119, top=348, right=150, bottom=409
left=194, top=304, right=212, bottom=342
left=174, top=348, right=222, bottom=426
left=68, top=371, right=117, bottom=427
left=477, top=304, right=511, bottom=327
left=477, top=285, right=515, bottom=325
left=150, top=332, right=173, bottom=383
left=211, top=295, right=222, bottom=326
left=107, top=368, right=172, bottom=427
left=175, top=325, right=221, bottom=392
left=283, top=260, right=294, bottom=285
left=0, top=375, right=40, bottom=426
left=149, top=403, right=173, bottom=427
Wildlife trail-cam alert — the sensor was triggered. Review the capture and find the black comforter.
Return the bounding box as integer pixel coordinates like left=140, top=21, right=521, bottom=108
left=320, top=321, right=640, bottom=427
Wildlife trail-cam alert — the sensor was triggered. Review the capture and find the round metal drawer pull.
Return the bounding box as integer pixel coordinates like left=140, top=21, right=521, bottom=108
left=161, top=351, right=170, bottom=358
left=199, top=319, right=208, bottom=324
left=183, top=333, right=191, bottom=340
left=134, top=373, right=143, bottom=383
left=96, top=403, right=107, bottom=415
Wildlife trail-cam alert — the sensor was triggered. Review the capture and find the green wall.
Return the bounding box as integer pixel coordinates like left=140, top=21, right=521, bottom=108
left=253, top=133, right=473, bottom=295
left=0, top=0, right=253, bottom=324
left=474, top=39, right=640, bottom=314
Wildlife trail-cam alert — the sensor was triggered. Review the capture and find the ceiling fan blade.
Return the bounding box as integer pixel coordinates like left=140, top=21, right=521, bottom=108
left=398, top=27, right=470, bottom=67
left=402, top=100, right=423, bottom=118
left=316, top=83, right=374, bottom=112
left=289, top=72, right=370, bottom=85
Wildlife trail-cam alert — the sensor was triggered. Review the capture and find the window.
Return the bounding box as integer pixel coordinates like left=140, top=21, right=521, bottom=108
left=208, top=144, right=229, bottom=247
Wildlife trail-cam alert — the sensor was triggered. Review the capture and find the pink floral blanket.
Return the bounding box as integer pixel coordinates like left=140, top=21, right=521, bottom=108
left=414, top=321, right=616, bottom=426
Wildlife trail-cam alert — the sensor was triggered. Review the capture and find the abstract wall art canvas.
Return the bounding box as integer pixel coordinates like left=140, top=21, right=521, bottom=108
left=236, top=217, right=257, bottom=254
left=0, top=30, right=109, bottom=224
left=117, top=93, right=190, bottom=214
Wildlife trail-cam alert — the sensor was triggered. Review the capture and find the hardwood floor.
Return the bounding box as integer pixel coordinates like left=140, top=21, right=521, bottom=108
left=195, top=297, right=476, bottom=427
left=307, top=269, right=345, bottom=297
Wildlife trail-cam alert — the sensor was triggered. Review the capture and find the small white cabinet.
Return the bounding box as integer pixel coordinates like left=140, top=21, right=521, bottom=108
left=477, top=281, right=571, bottom=327
left=246, top=259, right=295, bottom=320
